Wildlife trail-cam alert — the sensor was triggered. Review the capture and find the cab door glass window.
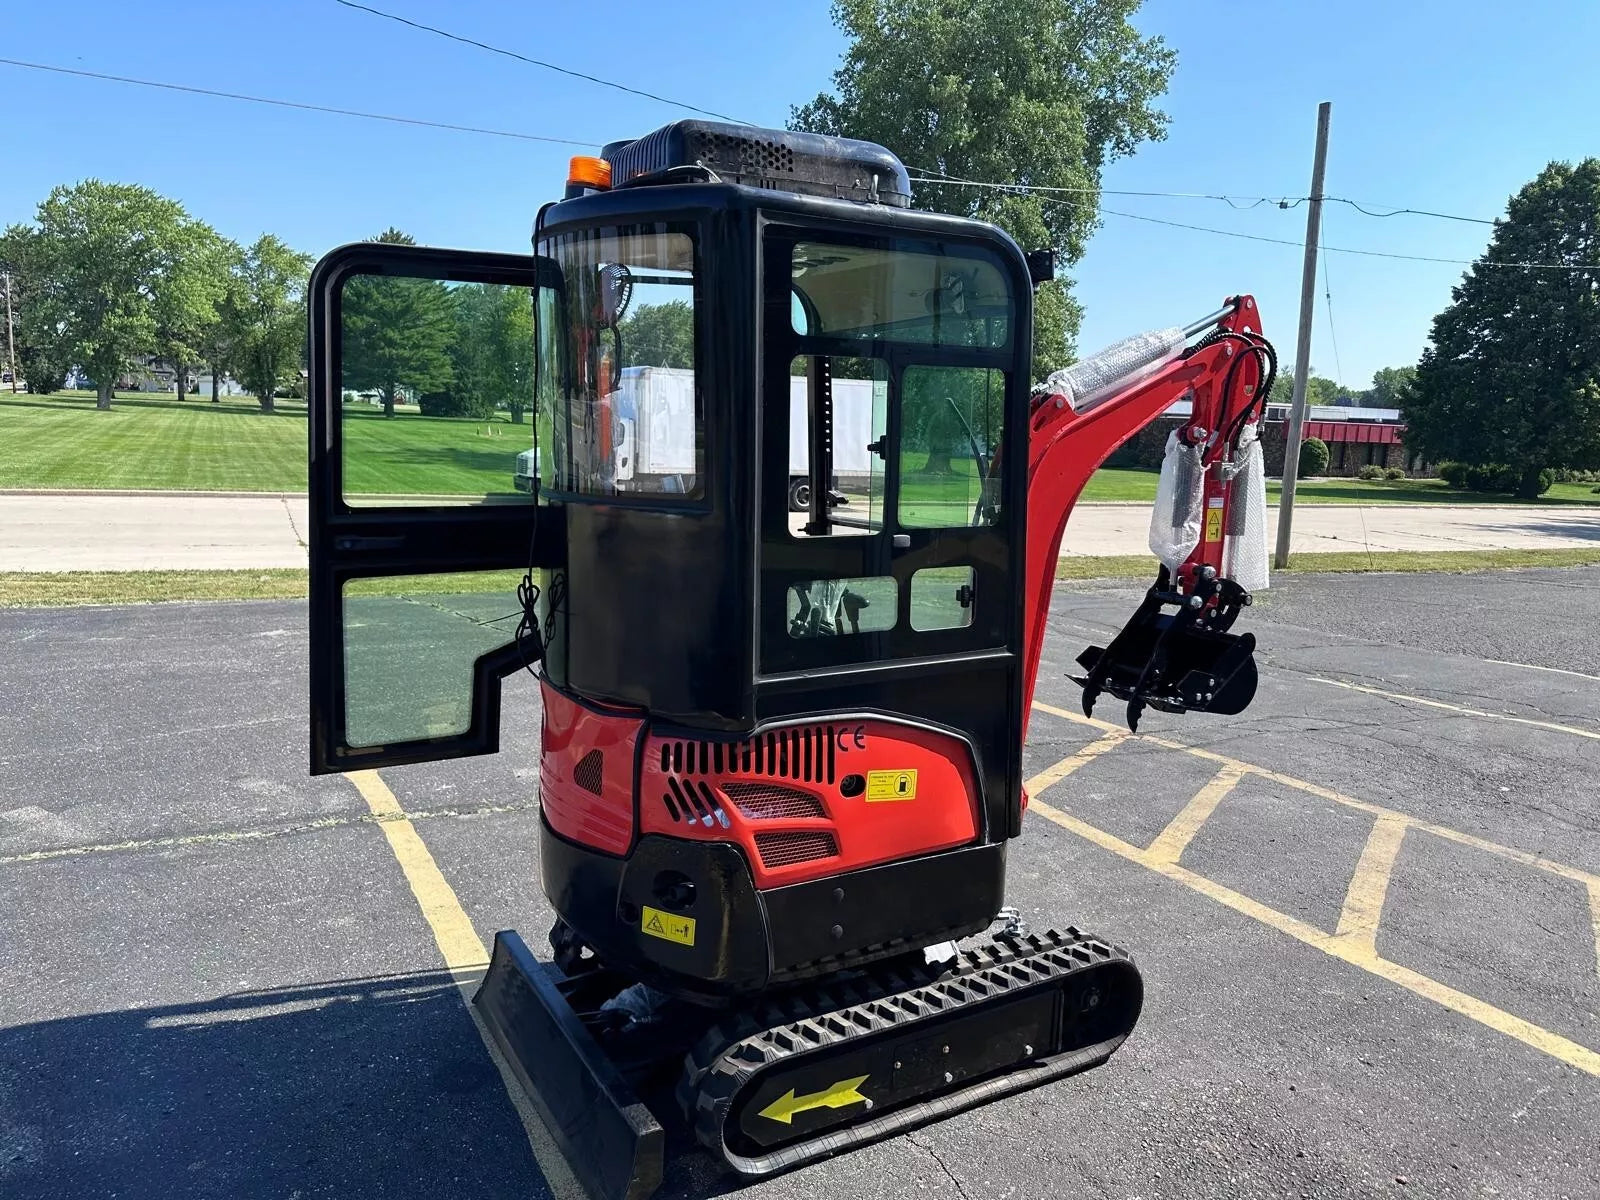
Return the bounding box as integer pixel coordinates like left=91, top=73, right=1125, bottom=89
left=339, top=274, right=537, bottom=507
left=900, top=366, right=1005, bottom=528
left=786, top=355, right=888, bottom=537
left=910, top=566, right=975, bottom=631
left=342, top=571, right=525, bottom=747
left=787, top=576, right=897, bottom=637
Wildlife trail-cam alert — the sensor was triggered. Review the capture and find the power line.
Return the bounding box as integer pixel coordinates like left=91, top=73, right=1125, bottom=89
left=332, top=0, right=743, bottom=123
left=1320, top=239, right=1346, bottom=387
left=1014, top=188, right=1600, bottom=271
left=0, top=58, right=599, bottom=146
left=905, top=170, right=1497, bottom=226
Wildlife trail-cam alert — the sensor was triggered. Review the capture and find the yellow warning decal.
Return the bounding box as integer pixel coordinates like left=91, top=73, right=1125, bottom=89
left=758, top=1075, right=870, bottom=1124
left=866, top=769, right=918, bottom=801
left=1204, top=507, right=1223, bottom=544
left=640, top=906, right=696, bottom=947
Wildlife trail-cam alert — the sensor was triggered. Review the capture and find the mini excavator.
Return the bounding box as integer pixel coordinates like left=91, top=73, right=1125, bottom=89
left=304, top=122, right=1275, bottom=1200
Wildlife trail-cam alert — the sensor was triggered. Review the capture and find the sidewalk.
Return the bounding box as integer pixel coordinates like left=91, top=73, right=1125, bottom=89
left=0, top=493, right=1597, bottom=571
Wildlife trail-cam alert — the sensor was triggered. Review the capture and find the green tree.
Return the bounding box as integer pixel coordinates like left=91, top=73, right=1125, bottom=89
left=155, top=223, right=234, bottom=400
left=439, top=283, right=534, bottom=421
left=0, top=225, right=71, bottom=394
left=225, top=235, right=312, bottom=414
left=1363, top=365, right=1416, bottom=409
left=621, top=300, right=693, bottom=369
left=792, top=0, right=1175, bottom=378
left=198, top=247, right=245, bottom=403
left=1403, top=160, right=1600, bottom=497
left=1269, top=369, right=1339, bottom=408
left=1298, top=435, right=1329, bottom=478
left=341, top=228, right=455, bottom=417
left=14, top=181, right=214, bottom=408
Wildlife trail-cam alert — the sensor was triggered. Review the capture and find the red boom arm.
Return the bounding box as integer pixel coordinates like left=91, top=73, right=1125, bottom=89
left=1020, top=295, right=1268, bottom=738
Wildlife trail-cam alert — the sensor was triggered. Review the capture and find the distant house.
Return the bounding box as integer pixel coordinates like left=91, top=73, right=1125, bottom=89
left=116, top=356, right=194, bottom=393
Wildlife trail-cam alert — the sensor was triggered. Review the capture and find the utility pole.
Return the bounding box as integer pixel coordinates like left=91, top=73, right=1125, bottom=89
left=1274, top=101, right=1331, bottom=570
left=3, top=271, right=16, bottom=393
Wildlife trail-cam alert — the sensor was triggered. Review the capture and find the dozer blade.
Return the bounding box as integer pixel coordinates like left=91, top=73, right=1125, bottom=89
left=474, top=931, right=665, bottom=1200
left=683, top=929, right=1142, bottom=1178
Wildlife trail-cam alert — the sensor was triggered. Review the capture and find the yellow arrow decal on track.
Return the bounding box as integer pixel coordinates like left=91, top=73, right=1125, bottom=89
left=757, top=1075, right=870, bottom=1124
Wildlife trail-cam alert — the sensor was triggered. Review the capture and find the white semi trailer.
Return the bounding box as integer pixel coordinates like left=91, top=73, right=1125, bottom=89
left=516, top=366, right=885, bottom=508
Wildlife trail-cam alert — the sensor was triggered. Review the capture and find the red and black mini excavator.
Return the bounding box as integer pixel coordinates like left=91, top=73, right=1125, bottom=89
left=304, top=122, right=1275, bottom=1200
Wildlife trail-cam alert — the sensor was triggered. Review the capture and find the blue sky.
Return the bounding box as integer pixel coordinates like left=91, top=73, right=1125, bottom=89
left=5, top=0, right=1597, bottom=389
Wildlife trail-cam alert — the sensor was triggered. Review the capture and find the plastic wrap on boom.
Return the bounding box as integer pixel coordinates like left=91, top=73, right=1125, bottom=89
left=1148, top=429, right=1204, bottom=572
left=1042, top=328, right=1186, bottom=412
left=1224, top=423, right=1270, bottom=592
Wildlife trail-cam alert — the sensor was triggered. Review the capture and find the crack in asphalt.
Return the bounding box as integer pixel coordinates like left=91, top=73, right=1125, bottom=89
left=906, top=1131, right=976, bottom=1200
left=0, top=799, right=541, bottom=866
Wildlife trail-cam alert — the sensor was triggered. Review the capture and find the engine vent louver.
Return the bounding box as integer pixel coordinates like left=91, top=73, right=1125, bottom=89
left=661, top=725, right=837, bottom=785
left=719, top=782, right=826, bottom=820
left=754, top=830, right=839, bottom=868
left=572, top=749, right=603, bottom=796
left=661, top=776, right=729, bottom=828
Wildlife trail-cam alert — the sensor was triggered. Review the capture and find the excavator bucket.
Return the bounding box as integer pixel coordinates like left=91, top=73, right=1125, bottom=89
left=1073, top=599, right=1258, bottom=729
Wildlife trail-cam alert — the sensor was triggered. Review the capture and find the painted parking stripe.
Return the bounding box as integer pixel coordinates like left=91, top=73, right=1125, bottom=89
left=1026, top=706, right=1600, bottom=1078
left=1304, top=675, right=1600, bottom=741
left=347, top=770, right=584, bottom=1200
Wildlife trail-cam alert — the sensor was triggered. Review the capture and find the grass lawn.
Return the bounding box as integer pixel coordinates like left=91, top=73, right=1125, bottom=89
left=7, top=548, right=1600, bottom=607
left=0, top=391, right=532, bottom=497
left=5, top=391, right=1598, bottom=507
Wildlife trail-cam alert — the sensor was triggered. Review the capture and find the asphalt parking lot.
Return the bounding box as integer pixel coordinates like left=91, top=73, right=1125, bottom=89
left=3, top=568, right=1598, bottom=1199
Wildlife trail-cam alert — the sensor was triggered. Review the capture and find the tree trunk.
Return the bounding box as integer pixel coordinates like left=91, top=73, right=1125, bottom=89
left=383, top=384, right=395, bottom=419
left=211, top=366, right=220, bottom=403
left=510, top=404, right=525, bottom=425
left=1518, top=464, right=1544, bottom=499
left=96, top=380, right=112, bottom=410
left=259, top=389, right=275, bottom=414
left=174, top=359, right=186, bottom=398
left=922, top=448, right=953, bottom=475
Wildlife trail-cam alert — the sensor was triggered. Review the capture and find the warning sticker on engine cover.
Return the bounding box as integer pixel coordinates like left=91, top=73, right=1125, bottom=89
left=866, top=769, right=918, bottom=801
left=641, top=906, right=696, bottom=947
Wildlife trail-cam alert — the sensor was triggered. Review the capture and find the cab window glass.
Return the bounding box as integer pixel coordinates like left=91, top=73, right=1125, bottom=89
left=541, top=226, right=699, bottom=497
left=900, top=366, right=1005, bottom=528
left=791, top=242, right=1011, bottom=348
left=786, top=355, right=887, bottom=538
left=787, top=576, right=897, bottom=638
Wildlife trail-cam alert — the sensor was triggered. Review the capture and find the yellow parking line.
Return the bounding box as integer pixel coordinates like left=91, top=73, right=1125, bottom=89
left=1026, top=790, right=1600, bottom=1077
left=1031, top=700, right=1600, bottom=891
left=1143, top=763, right=1246, bottom=867
left=1588, top=880, right=1600, bottom=985
left=347, top=771, right=583, bottom=1200
left=1304, top=675, right=1600, bottom=742
left=1334, top=814, right=1408, bottom=954
left=1023, top=728, right=1127, bottom=796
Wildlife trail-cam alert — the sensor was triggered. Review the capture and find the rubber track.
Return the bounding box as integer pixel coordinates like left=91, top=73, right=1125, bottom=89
left=681, top=927, right=1140, bottom=1177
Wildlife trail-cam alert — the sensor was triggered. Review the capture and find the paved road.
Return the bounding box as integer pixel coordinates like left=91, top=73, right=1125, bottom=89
left=2, top=570, right=1598, bottom=1198
left=3, top=491, right=1599, bottom=569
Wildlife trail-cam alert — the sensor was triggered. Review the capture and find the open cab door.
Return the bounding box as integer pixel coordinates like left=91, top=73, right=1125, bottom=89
left=306, top=242, right=562, bottom=774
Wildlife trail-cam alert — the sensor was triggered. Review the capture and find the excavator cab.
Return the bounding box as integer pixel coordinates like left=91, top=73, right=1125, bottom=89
left=304, top=121, right=1266, bottom=1200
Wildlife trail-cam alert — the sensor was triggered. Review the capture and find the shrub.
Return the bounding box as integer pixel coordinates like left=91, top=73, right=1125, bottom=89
left=1356, top=464, right=1386, bottom=481
left=1437, top=461, right=1469, bottom=488
left=1539, top=467, right=1555, bottom=495
left=1383, top=466, right=1407, bottom=480
left=1298, top=436, right=1329, bottom=478
left=1464, top=465, right=1499, bottom=492
left=1593, top=484, right=1600, bottom=494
